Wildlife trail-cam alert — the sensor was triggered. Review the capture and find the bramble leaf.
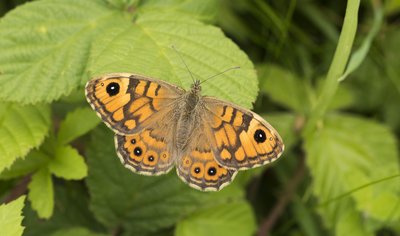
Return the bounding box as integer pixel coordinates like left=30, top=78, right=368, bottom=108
left=0, top=196, right=26, bottom=236
left=0, top=150, right=49, bottom=180
left=23, top=183, right=105, bottom=236
left=0, top=0, right=117, bottom=104
left=0, top=0, right=257, bottom=108
left=175, top=201, right=256, bottom=236
left=0, top=103, right=50, bottom=173
left=48, top=145, right=88, bottom=180
left=257, top=64, right=310, bottom=113
left=89, top=11, right=257, bottom=108
left=305, top=114, right=400, bottom=235
left=50, top=227, right=107, bottom=236
left=136, top=0, right=218, bottom=22
left=86, top=127, right=245, bottom=235
left=57, top=107, right=101, bottom=145
left=28, top=167, right=54, bottom=219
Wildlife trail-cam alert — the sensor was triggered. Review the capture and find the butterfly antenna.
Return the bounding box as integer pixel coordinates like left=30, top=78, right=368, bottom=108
left=171, top=45, right=196, bottom=84
left=200, top=66, right=241, bottom=85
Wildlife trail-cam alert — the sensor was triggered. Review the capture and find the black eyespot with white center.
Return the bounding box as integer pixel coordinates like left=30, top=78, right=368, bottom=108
left=208, top=167, right=217, bottom=176
left=131, top=139, right=136, bottom=144
left=133, top=147, right=142, bottom=156
left=254, top=129, right=267, bottom=143
left=106, top=82, right=120, bottom=96
left=148, top=156, right=154, bottom=162
left=194, top=167, right=201, bottom=174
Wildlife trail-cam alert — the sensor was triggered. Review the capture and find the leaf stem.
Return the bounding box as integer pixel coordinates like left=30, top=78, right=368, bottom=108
left=303, top=0, right=360, bottom=137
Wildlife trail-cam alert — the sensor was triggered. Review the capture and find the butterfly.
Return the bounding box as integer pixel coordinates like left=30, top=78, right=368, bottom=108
left=85, top=73, right=284, bottom=191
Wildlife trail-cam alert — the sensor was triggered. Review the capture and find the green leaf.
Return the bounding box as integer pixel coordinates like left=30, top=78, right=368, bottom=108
left=291, top=196, right=323, bottom=236
left=0, top=150, right=49, bottom=180
left=257, top=64, right=310, bottom=113
left=137, top=0, right=218, bottom=22
left=175, top=201, right=256, bottom=236
left=0, top=196, right=26, bottom=236
left=50, top=227, right=107, bottom=236
left=28, top=168, right=54, bottom=219
left=0, top=103, right=50, bottom=173
left=86, top=127, right=244, bottom=235
left=0, top=0, right=257, bottom=108
left=89, top=11, right=258, bottom=109
left=305, top=114, right=400, bottom=234
left=23, top=183, right=105, bottom=236
left=48, top=145, right=88, bottom=180
left=0, top=0, right=119, bottom=103
left=57, top=107, right=101, bottom=145
left=334, top=200, right=373, bottom=236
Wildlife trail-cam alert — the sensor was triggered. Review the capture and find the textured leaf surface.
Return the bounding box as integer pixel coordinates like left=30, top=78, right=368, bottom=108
left=48, top=145, right=88, bottom=180
left=0, top=0, right=257, bottom=108
left=0, top=196, right=26, bottom=236
left=57, top=107, right=101, bottom=145
left=28, top=168, right=54, bottom=219
left=89, top=11, right=257, bottom=108
left=23, top=183, right=105, bottom=236
left=0, top=150, right=49, bottom=180
left=0, top=103, right=50, bottom=173
left=258, top=64, right=309, bottom=112
left=0, top=0, right=119, bottom=103
left=137, top=0, right=218, bottom=22
left=175, top=201, right=256, bottom=236
left=86, top=127, right=244, bottom=236
left=50, top=227, right=107, bottom=236
left=305, top=114, right=400, bottom=234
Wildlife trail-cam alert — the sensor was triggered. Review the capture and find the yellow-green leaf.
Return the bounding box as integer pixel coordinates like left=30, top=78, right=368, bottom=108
left=28, top=168, right=54, bottom=219
left=0, top=196, right=26, bottom=236
left=175, top=201, right=256, bottom=236
left=48, top=145, right=88, bottom=180
left=0, top=103, right=50, bottom=173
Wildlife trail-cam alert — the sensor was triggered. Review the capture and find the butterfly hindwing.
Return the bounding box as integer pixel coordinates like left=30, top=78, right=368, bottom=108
left=115, top=130, right=175, bottom=175
left=85, top=73, right=183, bottom=135
left=204, top=98, right=284, bottom=170
left=176, top=128, right=237, bottom=191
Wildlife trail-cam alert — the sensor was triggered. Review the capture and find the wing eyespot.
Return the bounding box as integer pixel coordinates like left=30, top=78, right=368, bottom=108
left=207, top=167, right=217, bottom=176
left=133, top=147, right=142, bottom=156
left=254, top=129, right=267, bottom=143
left=106, top=82, right=120, bottom=96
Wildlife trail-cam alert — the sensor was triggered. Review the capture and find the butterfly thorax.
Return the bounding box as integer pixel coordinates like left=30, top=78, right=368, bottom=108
left=175, top=80, right=203, bottom=150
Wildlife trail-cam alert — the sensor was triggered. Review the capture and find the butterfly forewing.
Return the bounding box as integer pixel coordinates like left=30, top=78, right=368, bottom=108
left=85, top=73, right=183, bottom=135
left=203, top=98, right=284, bottom=170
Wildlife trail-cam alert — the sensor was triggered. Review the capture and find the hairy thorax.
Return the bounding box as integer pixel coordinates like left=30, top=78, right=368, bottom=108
left=175, top=88, right=203, bottom=151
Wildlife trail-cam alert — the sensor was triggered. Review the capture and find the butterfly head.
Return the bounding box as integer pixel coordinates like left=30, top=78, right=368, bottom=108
left=190, top=80, right=202, bottom=93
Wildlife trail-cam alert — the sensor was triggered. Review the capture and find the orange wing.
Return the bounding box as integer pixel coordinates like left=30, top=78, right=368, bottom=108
left=175, top=124, right=237, bottom=191
left=85, top=73, right=183, bottom=135
left=115, top=112, right=176, bottom=175
left=203, top=98, right=284, bottom=170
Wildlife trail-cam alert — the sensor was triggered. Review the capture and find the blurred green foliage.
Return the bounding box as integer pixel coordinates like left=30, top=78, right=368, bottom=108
left=0, top=0, right=399, bottom=236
